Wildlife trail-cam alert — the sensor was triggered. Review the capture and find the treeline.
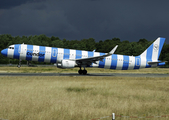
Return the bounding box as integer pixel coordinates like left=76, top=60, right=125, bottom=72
left=0, top=34, right=169, bottom=65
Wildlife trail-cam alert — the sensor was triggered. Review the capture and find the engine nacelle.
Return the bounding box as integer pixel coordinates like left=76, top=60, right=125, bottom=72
left=57, top=60, right=75, bottom=69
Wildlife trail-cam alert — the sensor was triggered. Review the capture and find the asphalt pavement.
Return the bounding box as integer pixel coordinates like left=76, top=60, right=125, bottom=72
left=0, top=73, right=169, bottom=77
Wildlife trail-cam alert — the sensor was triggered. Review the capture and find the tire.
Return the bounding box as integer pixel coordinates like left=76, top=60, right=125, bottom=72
left=17, top=65, right=21, bottom=68
left=78, top=70, right=83, bottom=74
left=83, top=70, right=87, bottom=75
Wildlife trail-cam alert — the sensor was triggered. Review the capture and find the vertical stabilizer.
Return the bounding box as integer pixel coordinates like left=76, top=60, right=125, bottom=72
left=140, top=37, right=165, bottom=61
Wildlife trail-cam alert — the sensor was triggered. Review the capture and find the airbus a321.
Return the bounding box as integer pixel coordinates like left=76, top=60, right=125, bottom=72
left=1, top=37, right=167, bottom=75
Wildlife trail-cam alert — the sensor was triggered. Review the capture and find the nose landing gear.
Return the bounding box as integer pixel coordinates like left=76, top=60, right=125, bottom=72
left=78, top=67, right=87, bottom=75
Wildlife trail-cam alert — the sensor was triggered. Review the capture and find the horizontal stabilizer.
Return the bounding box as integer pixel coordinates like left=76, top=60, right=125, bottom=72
left=148, top=61, right=168, bottom=65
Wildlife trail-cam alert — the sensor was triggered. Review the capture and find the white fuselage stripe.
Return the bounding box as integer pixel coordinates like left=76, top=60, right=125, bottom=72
left=152, top=38, right=160, bottom=61
left=44, top=47, right=51, bottom=63
left=104, top=56, right=112, bottom=69
left=116, top=55, right=123, bottom=70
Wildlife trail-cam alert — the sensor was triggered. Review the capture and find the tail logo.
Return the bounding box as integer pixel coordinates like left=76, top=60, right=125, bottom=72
left=154, top=44, right=158, bottom=51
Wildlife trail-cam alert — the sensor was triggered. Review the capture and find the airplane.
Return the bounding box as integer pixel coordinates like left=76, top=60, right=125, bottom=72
left=1, top=37, right=167, bottom=75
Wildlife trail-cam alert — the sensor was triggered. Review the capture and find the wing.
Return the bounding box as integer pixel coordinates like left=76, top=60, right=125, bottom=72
left=74, top=45, right=118, bottom=66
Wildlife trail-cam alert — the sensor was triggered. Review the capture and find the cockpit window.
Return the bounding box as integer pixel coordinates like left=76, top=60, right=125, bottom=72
left=9, top=47, right=14, bottom=49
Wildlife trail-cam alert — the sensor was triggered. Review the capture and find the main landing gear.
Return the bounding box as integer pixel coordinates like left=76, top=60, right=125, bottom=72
left=78, top=67, right=87, bottom=75
left=17, top=59, right=22, bottom=68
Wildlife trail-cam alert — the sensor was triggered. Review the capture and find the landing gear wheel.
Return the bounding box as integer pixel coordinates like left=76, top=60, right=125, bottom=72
left=83, top=70, right=87, bottom=75
left=78, top=70, right=83, bottom=75
left=78, top=66, right=87, bottom=75
left=17, top=59, right=22, bottom=68
left=17, top=64, right=21, bottom=68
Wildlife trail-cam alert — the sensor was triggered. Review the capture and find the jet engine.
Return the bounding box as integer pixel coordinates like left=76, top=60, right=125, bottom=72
left=57, top=60, right=75, bottom=69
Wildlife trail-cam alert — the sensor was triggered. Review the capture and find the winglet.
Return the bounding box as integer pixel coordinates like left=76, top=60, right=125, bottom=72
left=108, top=45, right=118, bottom=55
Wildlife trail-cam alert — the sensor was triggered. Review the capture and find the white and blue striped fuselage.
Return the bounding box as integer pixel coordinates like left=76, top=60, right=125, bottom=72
left=4, top=43, right=164, bottom=70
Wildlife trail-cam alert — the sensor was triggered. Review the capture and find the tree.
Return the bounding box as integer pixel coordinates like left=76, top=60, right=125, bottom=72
left=137, top=38, right=148, bottom=46
left=51, top=39, right=64, bottom=48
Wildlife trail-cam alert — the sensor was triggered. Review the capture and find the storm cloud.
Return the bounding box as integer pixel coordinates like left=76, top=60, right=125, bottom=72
left=0, top=0, right=169, bottom=43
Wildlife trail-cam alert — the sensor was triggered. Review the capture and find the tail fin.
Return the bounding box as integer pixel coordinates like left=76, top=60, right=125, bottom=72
left=140, top=37, right=165, bottom=61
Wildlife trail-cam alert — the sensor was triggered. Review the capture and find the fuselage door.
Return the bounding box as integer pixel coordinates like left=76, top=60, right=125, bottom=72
left=52, top=49, right=57, bottom=57
left=18, top=44, right=23, bottom=54
left=136, top=58, right=140, bottom=66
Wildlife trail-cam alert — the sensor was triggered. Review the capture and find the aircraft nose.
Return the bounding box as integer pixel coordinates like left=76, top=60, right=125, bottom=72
left=1, top=49, right=7, bottom=57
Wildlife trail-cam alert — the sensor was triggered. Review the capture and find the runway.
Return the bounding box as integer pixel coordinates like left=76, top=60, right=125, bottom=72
left=0, top=73, right=169, bottom=77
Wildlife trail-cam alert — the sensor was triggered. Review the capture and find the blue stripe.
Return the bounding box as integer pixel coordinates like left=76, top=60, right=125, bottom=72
left=134, top=56, right=141, bottom=69
left=64, top=49, right=70, bottom=59
left=14, top=44, right=20, bottom=59
left=122, top=55, right=129, bottom=70
left=110, top=54, right=117, bottom=69
left=88, top=51, right=94, bottom=58
left=98, top=53, right=106, bottom=68
left=38, top=46, right=45, bottom=62
left=26, top=45, right=33, bottom=61
left=145, top=59, right=151, bottom=68
left=146, top=43, right=153, bottom=60
left=76, top=50, right=82, bottom=59
left=50, top=47, right=57, bottom=63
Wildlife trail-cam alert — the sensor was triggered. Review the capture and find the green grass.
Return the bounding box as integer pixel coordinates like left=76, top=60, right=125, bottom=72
left=0, top=76, right=169, bottom=120
left=66, top=87, right=92, bottom=92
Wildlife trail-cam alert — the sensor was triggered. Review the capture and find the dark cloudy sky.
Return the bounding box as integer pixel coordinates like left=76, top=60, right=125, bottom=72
left=0, top=0, right=169, bottom=43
